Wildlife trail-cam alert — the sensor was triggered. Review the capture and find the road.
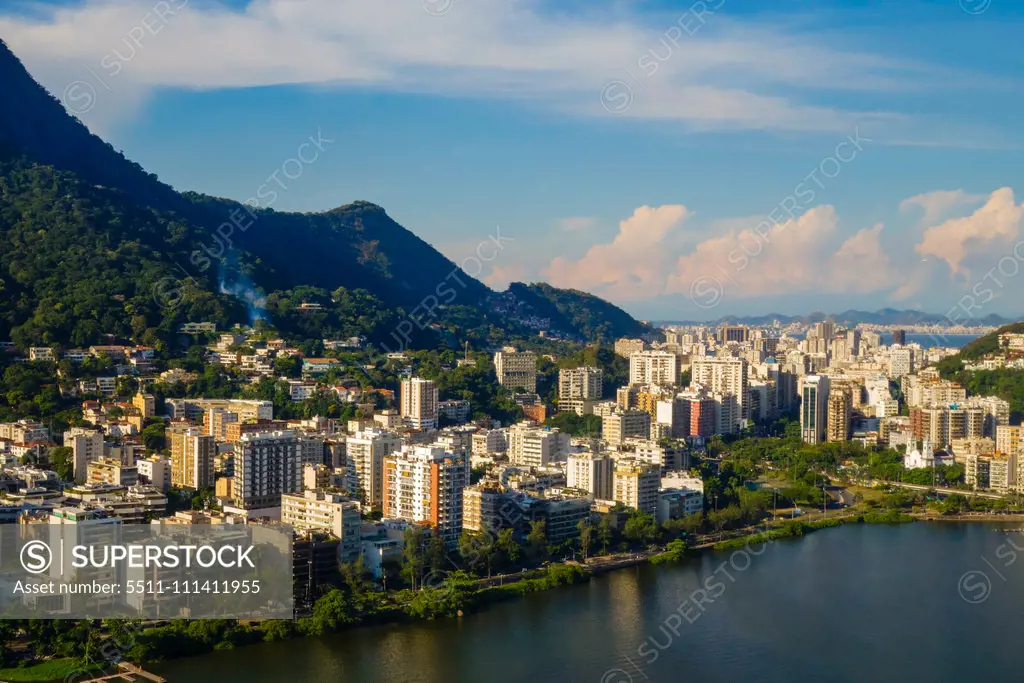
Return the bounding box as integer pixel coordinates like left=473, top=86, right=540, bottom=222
left=864, top=480, right=1004, bottom=500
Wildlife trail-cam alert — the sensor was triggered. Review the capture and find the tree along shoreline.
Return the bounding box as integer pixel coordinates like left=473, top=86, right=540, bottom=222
left=96, top=514, right=917, bottom=675
left=17, top=508, right=1022, bottom=681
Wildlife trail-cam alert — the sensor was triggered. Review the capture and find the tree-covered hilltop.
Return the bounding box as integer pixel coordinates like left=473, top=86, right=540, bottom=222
left=0, top=39, right=649, bottom=351
left=936, top=322, right=1024, bottom=422
left=0, top=155, right=243, bottom=348
left=936, top=321, right=1024, bottom=373
left=506, top=282, right=652, bottom=342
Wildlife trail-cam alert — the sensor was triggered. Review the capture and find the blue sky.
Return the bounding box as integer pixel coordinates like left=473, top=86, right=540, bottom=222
left=2, top=0, right=1024, bottom=321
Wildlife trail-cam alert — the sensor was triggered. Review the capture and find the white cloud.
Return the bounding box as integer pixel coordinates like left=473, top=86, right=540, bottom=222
left=482, top=263, right=530, bottom=290
left=899, top=189, right=986, bottom=225
left=557, top=216, right=597, bottom=232
left=915, top=187, right=1023, bottom=276
left=663, top=206, right=897, bottom=297
left=0, top=0, right=915, bottom=132
left=546, top=204, right=690, bottom=300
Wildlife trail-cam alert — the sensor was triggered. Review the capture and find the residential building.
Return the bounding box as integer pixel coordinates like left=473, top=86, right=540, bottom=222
left=827, top=387, right=853, bottom=442
left=687, top=396, right=717, bottom=439
left=438, top=400, right=471, bottom=424
left=282, top=490, right=362, bottom=563
left=166, top=398, right=273, bottom=423
left=691, top=358, right=750, bottom=418
left=29, top=346, right=55, bottom=362
left=997, top=425, right=1023, bottom=456
left=614, top=338, right=647, bottom=358
left=718, top=325, right=751, bottom=344
left=566, top=451, right=613, bottom=499
left=169, top=427, right=216, bottom=490
left=303, top=463, right=333, bottom=491
left=989, top=454, right=1016, bottom=493
left=493, top=347, right=538, bottom=393
left=302, top=358, right=341, bottom=377
left=345, top=429, right=403, bottom=507
left=535, top=493, right=592, bottom=543
left=965, top=454, right=992, bottom=490
left=400, top=377, right=439, bottom=430
left=657, top=488, right=704, bottom=523
left=602, top=410, right=651, bottom=445
left=86, top=458, right=138, bottom=487
left=656, top=397, right=691, bottom=439
left=234, top=430, right=305, bottom=510
left=136, top=455, right=171, bottom=492
left=800, top=375, right=830, bottom=445
left=0, top=420, right=49, bottom=444
left=713, top=393, right=743, bottom=435
left=558, top=366, right=603, bottom=415
left=472, top=429, right=507, bottom=456
left=629, top=350, right=680, bottom=387
left=889, top=347, right=915, bottom=378
left=64, top=427, right=104, bottom=484
left=462, top=484, right=530, bottom=535
left=507, top=423, right=570, bottom=467
left=612, top=458, right=660, bottom=516
left=383, top=444, right=469, bottom=547
left=616, top=438, right=688, bottom=472
left=132, top=392, right=156, bottom=420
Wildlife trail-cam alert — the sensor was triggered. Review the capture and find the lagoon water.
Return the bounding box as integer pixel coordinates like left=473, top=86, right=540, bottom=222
left=159, top=523, right=1024, bottom=683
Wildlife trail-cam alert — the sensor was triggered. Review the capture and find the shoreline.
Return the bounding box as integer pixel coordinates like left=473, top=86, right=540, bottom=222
left=53, top=510, right=1024, bottom=683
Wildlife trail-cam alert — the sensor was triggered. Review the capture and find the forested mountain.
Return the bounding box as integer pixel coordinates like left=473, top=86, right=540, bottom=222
left=937, top=322, right=1024, bottom=422
left=506, top=282, right=649, bottom=341
left=0, top=39, right=645, bottom=349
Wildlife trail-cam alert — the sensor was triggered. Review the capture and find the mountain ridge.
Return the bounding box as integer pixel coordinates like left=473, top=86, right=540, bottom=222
left=652, top=308, right=1014, bottom=327
left=0, top=39, right=646, bottom=348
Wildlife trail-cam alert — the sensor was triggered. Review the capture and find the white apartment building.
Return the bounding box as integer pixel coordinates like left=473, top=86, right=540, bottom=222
left=566, top=451, right=613, bottom=499
left=64, top=428, right=104, bottom=484
left=612, top=458, right=660, bottom=516
left=166, top=398, right=273, bottom=422
left=169, top=427, right=216, bottom=490
left=889, top=347, right=915, bottom=378
left=86, top=458, right=138, bottom=487
left=472, top=429, right=508, bottom=456
left=714, top=393, right=743, bottom=435
left=559, top=366, right=603, bottom=415
left=493, top=347, right=538, bottom=393
left=997, top=425, right=1023, bottom=455
left=282, top=490, right=362, bottom=563
left=691, top=357, right=750, bottom=417
left=383, top=444, right=468, bottom=547
left=973, top=396, right=1011, bottom=435
left=629, top=350, right=680, bottom=387
left=507, top=423, right=570, bottom=467
left=345, top=428, right=403, bottom=506
left=0, top=420, right=49, bottom=444
left=602, top=410, right=651, bottom=445
left=655, top=397, right=689, bottom=439
left=400, top=377, right=439, bottom=430
left=614, top=338, right=647, bottom=358
left=617, top=438, right=688, bottom=472
left=135, top=455, right=172, bottom=492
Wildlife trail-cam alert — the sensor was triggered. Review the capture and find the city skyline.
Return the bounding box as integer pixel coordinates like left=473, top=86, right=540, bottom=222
left=2, top=0, right=1023, bottom=320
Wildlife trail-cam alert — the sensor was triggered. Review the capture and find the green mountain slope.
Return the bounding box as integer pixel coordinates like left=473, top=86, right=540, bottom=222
left=506, top=282, right=651, bottom=341
left=0, top=38, right=645, bottom=349
left=937, top=322, right=1024, bottom=422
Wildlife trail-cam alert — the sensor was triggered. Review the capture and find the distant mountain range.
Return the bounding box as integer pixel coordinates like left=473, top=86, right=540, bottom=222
left=0, top=39, right=647, bottom=349
left=652, top=308, right=1015, bottom=328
